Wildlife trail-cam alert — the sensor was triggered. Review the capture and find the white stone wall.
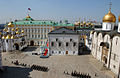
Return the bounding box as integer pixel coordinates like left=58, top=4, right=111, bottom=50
left=96, top=33, right=103, bottom=61
left=91, top=31, right=120, bottom=76
left=91, top=32, right=97, bottom=58
left=110, top=36, right=120, bottom=75
left=49, top=34, right=79, bottom=55
left=118, top=23, right=120, bottom=33
left=102, top=22, right=115, bottom=31
left=103, top=34, right=111, bottom=68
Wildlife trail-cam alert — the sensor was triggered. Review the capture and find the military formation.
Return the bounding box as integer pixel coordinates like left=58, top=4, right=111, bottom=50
left=12, top=60, right=49, bottom=72
left=31, top=65, right=49, bottom=72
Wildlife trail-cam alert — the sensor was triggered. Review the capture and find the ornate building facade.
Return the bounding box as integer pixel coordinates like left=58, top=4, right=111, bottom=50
left=91, top=7, right=120, bottom=77
left=12, top=14, right=74, bottom=46
left=1, top=22, right=27, bottom=52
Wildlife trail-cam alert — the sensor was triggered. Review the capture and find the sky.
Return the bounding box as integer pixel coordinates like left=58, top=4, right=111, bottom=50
left=0, top=0, right=120, bottom=23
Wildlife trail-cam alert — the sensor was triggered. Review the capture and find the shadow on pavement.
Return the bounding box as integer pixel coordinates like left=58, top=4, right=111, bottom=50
left=0, top=66, right=32, bottom=78
left=21, top=46, right=38, bottom=52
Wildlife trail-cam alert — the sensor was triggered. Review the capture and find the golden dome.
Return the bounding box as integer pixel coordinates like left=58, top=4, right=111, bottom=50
left=12, top=28, right=15, bottom=31
left=7, top=30, right=9, bottom=33
left=8, top=22, right=14, bottom=27
left=88, top=22, right=92, bottom=25
left=103, top=11, right=116, bottom=23
left=16, top=27, right=19, bottom=31
left=75, top=21, right=80, bottom=26
left=6, top=35, right=11, bottom=39
left=86, top=23, right=89, bottom=26
left=83, top=22, right=86, bottom=25
left=118, top=15, right=120, bottom=22
left=21, top=30, right=24, bottom=33
left=2, top=35, right=6, bottom=39
left=11, top=35, right=15, bottom=39
left=3, top=29, right=7, bottom=31
left=80, top=23, right=83, bottom=26
left=91, top=23, right=94, bottom=26
left=16, top=31, right=19, bottom=34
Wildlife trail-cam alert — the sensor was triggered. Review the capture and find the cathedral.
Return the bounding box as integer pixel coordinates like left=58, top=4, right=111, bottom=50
left=0, top=22, right=27, bottom=52
left=91, top=5, right=120, bottom=77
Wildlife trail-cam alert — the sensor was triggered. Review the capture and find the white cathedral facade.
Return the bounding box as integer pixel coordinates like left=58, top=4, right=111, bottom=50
left=91, top=8, right=120, bottom=77
left=1, top=22, right=27, bottom=52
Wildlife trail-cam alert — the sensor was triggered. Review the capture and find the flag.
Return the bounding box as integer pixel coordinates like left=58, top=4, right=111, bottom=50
left=47, top=42, right=49, bottom=47
left=28, top=8, right=31, bottom=11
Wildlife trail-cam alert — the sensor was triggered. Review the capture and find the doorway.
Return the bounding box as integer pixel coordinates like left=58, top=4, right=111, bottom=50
left=66, top=51, right=68, bottom=55
left=14, top=43, right=19, bottom=50
left=30, top=40, right=34, bottom=46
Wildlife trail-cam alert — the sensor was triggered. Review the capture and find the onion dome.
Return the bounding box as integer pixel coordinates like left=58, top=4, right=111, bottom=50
left=77, top=22, right=80, bottom=25
left=103, top=11, right=116, bottom=23
left=16, top=31, right=19, bottom=34
left=8, top=22, right=14, bottom=27
left=74, top=22, right=78, bottom=25
left=11, top=35, right=15, bottom=39
left=80, top=23, right=83, bottom=26
left=88, top=22, right=91, bottom=25
left=12, top=28, right=15, bottom=31
left=6, top=35, right=11, bottom=39
left=21, top=30, right=24, bottom=33
left=83, top=22, right=86, bottom=25
left=74, top=21, right=80, bottom=26
left=3, top=29, right=7, bottom=31
left=2, top=35, right=6, bottom=39
left=7, top=30, right=9, bottom=33
left=16, top=27, right=19, bottom=31
left=91, top=23, right=94, bottom=26
left=118, top=15, right=120, bottom=22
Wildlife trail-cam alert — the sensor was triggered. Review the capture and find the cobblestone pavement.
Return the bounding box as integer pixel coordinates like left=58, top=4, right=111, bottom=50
left=0, top=47, right=116, bottom=78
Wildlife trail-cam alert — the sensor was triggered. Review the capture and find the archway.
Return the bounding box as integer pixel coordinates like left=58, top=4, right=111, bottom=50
left=100, top=42, right=109, bottom=64
left=14, top=43, right=19, bottom=50
left=30, top=40, right=34, bottom=46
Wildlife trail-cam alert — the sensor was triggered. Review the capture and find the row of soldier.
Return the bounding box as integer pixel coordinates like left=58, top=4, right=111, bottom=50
left=11, top=61, right=49, bottom=72
left=12, top=61, right=29, bottom=67
left=71, top=70, right=91, bottom=78
left=31, top=65, right=49, bottom=72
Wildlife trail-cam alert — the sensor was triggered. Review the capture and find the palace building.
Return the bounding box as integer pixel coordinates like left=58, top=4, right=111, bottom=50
left=12, top=14, right=74, bottom=46
left=48, top=27, right=79, bottom=55
left=91, top=5, right=120, bottom=77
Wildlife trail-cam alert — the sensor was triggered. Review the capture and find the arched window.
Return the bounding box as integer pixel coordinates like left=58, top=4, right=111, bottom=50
left=116, top=38, right=118, bottom=45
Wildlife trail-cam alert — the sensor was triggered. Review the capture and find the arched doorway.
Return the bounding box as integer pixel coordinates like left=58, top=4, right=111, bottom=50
left=100, top=42, right=109, bottom=64
left=30, top=40, right=34, bottom=46
left=14, top=43, right=19, bottom=50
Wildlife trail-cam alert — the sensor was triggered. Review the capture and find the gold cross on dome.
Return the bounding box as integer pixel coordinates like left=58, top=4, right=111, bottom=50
left=109, top=2, right=112, bottom=11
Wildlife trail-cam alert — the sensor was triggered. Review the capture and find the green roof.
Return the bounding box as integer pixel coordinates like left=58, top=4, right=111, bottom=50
left=12, top=16, right=74, bottom=27
left=13, top=20, right=54, bottom=25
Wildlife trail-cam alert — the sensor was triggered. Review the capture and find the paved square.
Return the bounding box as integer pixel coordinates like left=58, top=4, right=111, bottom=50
left=0, top=47, right=115, bottom=78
